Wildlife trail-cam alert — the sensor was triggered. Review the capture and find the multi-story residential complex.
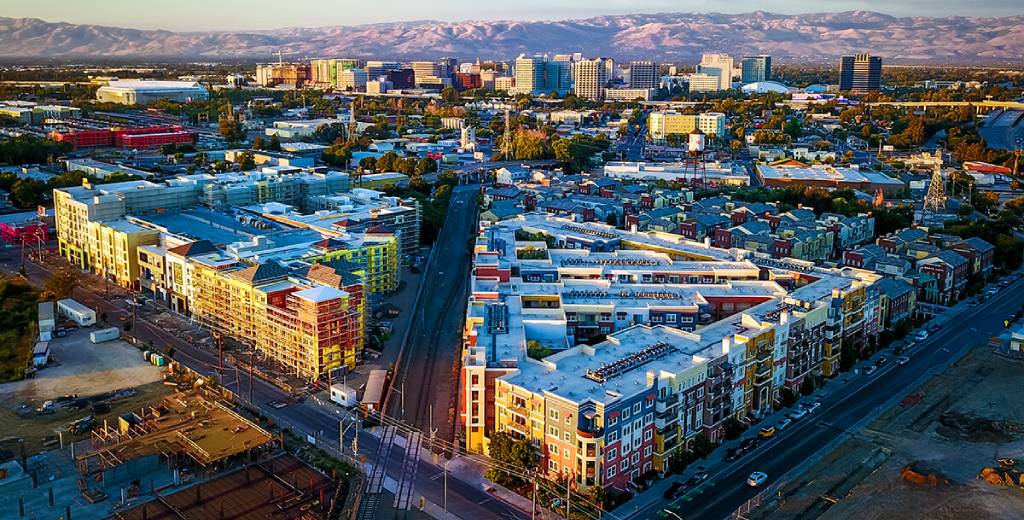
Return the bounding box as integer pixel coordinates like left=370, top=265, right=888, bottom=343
left=460, top=213, right=882, bottom=490
left=514, top=55, right=572, bottom=96
left=740, top=55, right=772, bottom=84
left=839, top=54, right=882, bottom=93
left=696, top=53, right=734, bottom=91
left=604, top=88, right=654, bottom=101
left=337, top=69, right=368, bottom=91
left=255, top=63, right=312, bottom=88
left=628, top=60, right=658, bottom=89
left=573, top=58, right=607, bottom=100
left=95, top=80, right=209, bottom=105
left=647, top=111, right=727, bottom=142
left=54, top=171, right=414, bottom=294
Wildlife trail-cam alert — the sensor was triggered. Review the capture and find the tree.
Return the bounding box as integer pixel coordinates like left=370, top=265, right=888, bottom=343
left=689, top=433, right=715, bottom=460
left=800, top=376, right=816, bottom=397
left=321, top=144, right=352, bottom=168
left=722, top=417, right=746, bottom=441
left=358, top=156, right=377, bottom=172
left=267, top=135, right=282, bottom=152
left=252, top=136, right=265, bottom=150
left=440, top=87, right=460, bottom=102
left=414, top=157, right=438, bottom=175
left=484, top=431, right=538, bottom=489
left=218, top=118, right=245, bottom=143
left=238, top=152, right=256, bottom=171
left=43, top=269, right=78, bottom=299
left=779, top=387, right=798, bottom=408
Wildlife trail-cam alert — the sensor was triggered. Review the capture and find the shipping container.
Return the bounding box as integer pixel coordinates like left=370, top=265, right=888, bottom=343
left=38, top=301, right=55, bottom=333
left=32, top=341, right=49, bottom=367
left=58, top=299, right=96, bottom=327
left=360, top=369, right=390, bottom=415
left=330, top=383, right=358, bottom=407
left=89, top=327, right=120, bottom=344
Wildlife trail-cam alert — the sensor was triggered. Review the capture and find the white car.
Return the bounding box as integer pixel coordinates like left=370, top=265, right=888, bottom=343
left=897, top=356, right=910, bottom=365
left=789, top=408, right=808, bottom=421
left=804, top=401, right=822, bottom=414
left=913, top=330, right=929, bottom=341
left=747, top=471, right=769, bottom=487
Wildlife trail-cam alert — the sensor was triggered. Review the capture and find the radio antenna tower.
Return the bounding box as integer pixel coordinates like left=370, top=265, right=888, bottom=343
left=922, top=165, right=946, bottom=214
left=501, top=109, right=514, bottom=161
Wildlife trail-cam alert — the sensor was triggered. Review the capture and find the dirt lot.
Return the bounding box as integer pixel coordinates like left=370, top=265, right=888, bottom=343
left=0, top=329, right=171, bottom=456
left=749, top=345, right=1024, bottom=520
left=0, top=328, right=165, bottom=403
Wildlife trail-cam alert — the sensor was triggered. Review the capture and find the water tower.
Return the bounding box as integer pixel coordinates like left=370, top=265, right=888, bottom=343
left=683, top=128, right=707, bottom=184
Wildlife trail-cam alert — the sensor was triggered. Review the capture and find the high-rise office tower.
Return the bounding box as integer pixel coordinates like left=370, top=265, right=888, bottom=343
left=514, top=55, right=572, bottom=96
left=410, top=61, right=440, bottom=83
left=741, top=55, right=772, bottom=84
left=438, top=57, right=459, bottom=78
left=573, top=58, right=607, bottom=100
left=629, top=60, right=658, bottom=89
left=839, top=54, right=882, bottom=92
left=697, top=53, right=734, bottom=91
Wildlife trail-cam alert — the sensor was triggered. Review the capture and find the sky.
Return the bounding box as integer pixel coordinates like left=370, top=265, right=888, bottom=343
left=2, top=0, right=1022, bottom=31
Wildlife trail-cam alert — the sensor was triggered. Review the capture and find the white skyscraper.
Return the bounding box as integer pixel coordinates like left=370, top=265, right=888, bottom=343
left=697, top=53, right=734, bottom=91
left=573, top=58, right=607, bottom=100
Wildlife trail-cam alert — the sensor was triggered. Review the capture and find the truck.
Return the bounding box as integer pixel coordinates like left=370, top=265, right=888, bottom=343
left=58, top=299, right=96, bottom=327
left=89, top=327, right=120, bottom=344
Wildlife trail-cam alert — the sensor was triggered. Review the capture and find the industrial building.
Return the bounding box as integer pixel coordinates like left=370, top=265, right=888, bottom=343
left=95, top=80, right=210, bottom=105
left=755, top=162, right=905, bottom=195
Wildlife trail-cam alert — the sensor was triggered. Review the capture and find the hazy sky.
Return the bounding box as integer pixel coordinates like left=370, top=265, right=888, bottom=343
left=3, top=0, right=1022, bottom=31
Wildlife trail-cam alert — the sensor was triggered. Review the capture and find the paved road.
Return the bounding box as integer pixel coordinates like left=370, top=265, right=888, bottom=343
left=638, top=277, right=1024, bottom=520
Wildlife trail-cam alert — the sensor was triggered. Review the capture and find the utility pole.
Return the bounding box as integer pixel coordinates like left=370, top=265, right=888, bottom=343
left=443, top=457, right=449, bottom=516
left=248, top=350, right=254, bottom=403
left=531, top=481, right=538, bottom=520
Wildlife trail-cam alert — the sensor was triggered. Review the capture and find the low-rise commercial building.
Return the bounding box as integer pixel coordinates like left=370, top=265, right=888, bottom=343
left=95, top=80, right=209, bottom=105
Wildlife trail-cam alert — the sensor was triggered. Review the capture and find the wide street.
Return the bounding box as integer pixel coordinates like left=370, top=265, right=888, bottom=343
left=626, top=275, right=1024, bottom=520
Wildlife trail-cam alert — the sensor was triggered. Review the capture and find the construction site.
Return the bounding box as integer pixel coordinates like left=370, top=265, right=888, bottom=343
left=746, top=343, right=1024, bottom=520
left=0, top=368, right=342, bottom=520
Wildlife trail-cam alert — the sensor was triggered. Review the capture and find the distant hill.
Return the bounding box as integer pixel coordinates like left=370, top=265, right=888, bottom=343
left=2, top=11, right=1023, bottom=64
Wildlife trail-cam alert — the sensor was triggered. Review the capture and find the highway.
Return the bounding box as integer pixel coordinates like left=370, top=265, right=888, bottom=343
left=633, top=276, right=1024, bottom=520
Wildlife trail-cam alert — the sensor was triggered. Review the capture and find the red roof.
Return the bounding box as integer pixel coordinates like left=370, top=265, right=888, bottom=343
left=963, top=161, right=1011, bottom=174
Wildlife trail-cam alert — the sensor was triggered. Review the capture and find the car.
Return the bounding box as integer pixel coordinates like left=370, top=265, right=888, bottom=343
left=663, top=481, right=684, bottom=499
left=687, top=470, right=709, bottom=486
left=777, top=417, right=793, bottom=430
left=747, top=471, right=769, bottom=487
left=724, top=447, right=741, bottom=462
left=876, top=356, right=888, bottom=366
left=914, top=330, right=929, bottom=341
left=740, top=437, right=760, bottom=451
left=758, top=426, right=776, bottom=439
left=865, top=365, right=879, bottom=376
left=789, top=408, right=808, bottom=421
left=804, top=401, right=822, bottom=414
left=897, top=355, right=910, bottom=365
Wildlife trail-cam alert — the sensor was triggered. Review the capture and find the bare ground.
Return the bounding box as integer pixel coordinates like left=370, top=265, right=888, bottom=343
left=749, top=345, right=1024, bottom=520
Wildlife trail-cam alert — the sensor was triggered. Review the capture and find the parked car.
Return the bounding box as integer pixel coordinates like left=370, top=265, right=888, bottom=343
left=740, top=437, right=760, bottom=451
left=789, top=408, right=808, bottom=421
left=664, top=481, right=684, bottom=500
left=914, top=330, right=929, bottom=341
left=897, top=355, right=910, bottom=366
left=865, top=365, right=879, bottom=376
left=724, top=447, right=741, bottom=462
left=758, top=426, right=776, bottom=439
left=777, top=417, right=793, bottom=430
left=804, top=401, right=822, bottom=414
left=876, top=356, right=888, bottom=366
left=747, top=471, right=769, bottom=487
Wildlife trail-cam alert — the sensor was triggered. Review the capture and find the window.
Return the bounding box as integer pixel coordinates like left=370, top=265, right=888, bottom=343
left=607, top=448, right=617, bottom=460
left=548, top=443, right=558, bottom=455
left=644, top=446, right=653, bottom=457
left=652, top=315, right=663, bottom=323
left=607, top=466, right=617, bottom=479
left=644, top=429, right=653, bottom=441
left=608, top=415, right=618, bottom=426
left=633, top=403, right=642, bottom=414
left=600, top=327, right=610, bottom=334
left=621, top=460, right=629, bottom=471
left=622, top=408, right=630, bottom=420
left=681, top=315, right=694, bottom=323
left=697, top=388, right=704, bottom=398
left=550, top=410, right=559, bottom=420
left=549, top=426, right=559, bottom=437
left=607, top=431, right=619, bottom=442
left=565, top=414, right=571, bottom=425
left=564, top=431, right=571, bottom=442
left=623, top=425, right=632, bottom=436
left=645, top=413, right=653, bottom=424
left=631, top=453, right=640, bottom=464
left=616, top=312, right=627, bottom=320
left=549, top=460, right=559, bottom=472
left=564, top=448, right=570, bottom=459
left=666, top=314, right=677, bottom=323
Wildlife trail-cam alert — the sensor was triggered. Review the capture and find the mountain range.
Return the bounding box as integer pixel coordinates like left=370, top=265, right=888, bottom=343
left=2, top=11, right=1023, bottom=64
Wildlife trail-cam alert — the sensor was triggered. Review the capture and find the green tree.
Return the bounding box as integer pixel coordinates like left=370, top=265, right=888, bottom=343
left=267, top=134, right=282, bottom=152
left=779, top=387, right=798, bottom=408
left=414, top=157, right=438, bottom=175
left=722, top=417, right=746, bottom=440
left=218, top=118, right=245, bottom=143
left=238, top=152, right=256, bottom=171
left=483, top=431, right=538, bottom=489
left=689, top=433, right=716, bottom=460
left=440, top=87, right=460, bottom=102
left=358, top=156, right=377, bottom=171
left=376, top=151, right=400, bottom=172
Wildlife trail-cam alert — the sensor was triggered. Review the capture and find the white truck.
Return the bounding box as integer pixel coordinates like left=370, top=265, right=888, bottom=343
left=89, top=327, right=120, bottom=344
left=58, top=299, right=96, bottom=327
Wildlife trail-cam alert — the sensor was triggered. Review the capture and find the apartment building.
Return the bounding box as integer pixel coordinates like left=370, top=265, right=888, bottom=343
left=628, top=61, right=658, bottom=90
left=647, top=112, right=727, bottom=143
left=696, top=53, right=734, bottom=91
left=460, top=214, right=882, bottom=480
left=573, top=58, right=608, bottom=100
